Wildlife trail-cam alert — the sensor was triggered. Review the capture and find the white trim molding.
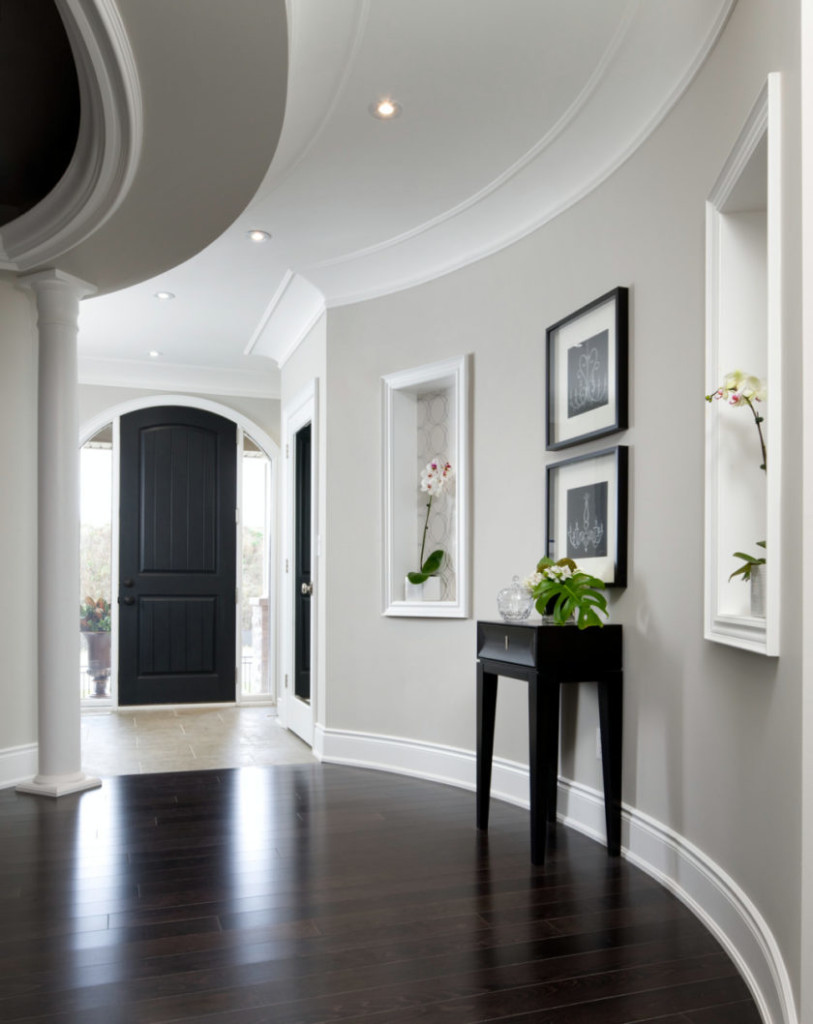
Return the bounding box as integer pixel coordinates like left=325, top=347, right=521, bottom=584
left=0, top=0, right=142, bottom=270
left=316, top=726, right=796, bottom=1024
left=0, top=744, right=39, bottom=791
left=704, top=74, right=782, bottom=655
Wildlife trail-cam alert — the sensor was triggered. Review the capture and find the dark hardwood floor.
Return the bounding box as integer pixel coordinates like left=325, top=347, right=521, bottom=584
left=0, top=765, right=761, bottom=1023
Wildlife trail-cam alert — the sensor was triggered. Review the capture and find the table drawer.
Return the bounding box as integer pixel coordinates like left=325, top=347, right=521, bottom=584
left=477, top=622, right=538, bottom=668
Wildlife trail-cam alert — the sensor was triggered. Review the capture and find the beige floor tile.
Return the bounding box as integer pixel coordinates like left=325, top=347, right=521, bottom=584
left=82, top=705, right=316, bottom=777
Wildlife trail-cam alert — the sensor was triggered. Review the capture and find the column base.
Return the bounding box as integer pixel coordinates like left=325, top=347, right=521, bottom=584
left=16, top=772, right=102, bottom=798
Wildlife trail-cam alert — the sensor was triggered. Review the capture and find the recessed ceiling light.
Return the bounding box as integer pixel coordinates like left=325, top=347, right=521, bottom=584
left=370, top=97, right=401, bottom=120
left=246, top=229, right=271, bottom=243
left=149, top=350, right=161, bottom=358
left=154, top=291, right=175, bottom=300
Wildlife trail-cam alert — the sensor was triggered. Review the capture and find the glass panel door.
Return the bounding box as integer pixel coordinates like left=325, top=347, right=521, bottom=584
left=79, top=426, right=113, bottom=700
left=240, top=434, right=273, bottom=698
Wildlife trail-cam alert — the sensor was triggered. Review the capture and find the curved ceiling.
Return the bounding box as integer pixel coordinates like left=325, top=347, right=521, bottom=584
left=77, top=0, right=735, bottom=396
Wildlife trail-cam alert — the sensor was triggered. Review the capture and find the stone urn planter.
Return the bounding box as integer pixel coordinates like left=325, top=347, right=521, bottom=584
left=83, top=630, right=111, bottom=697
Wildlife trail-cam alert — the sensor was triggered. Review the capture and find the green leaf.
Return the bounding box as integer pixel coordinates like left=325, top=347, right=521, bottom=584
left=407, top=571, right=429, bottom=584
left=420, top=549, right=444, bottom=575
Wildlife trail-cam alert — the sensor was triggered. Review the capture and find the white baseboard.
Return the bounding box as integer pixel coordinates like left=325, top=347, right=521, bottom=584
left=0, top=743, right=38, bottom=790
left=316, top=725, right=796, bottom=1024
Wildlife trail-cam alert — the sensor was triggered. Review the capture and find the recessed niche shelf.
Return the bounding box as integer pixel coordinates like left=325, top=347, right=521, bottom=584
left=704, top=74, right=781, bottom=655
left=382, top=355, right=469, bottom=618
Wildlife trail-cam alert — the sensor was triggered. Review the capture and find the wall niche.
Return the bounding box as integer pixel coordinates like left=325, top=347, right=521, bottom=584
left=382, top=355, right=469, bottom=618
left=704, top=74, right=781, bottom=655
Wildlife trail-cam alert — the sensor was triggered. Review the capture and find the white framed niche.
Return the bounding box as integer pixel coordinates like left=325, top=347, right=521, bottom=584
left=704, top=74, right=781, bottom=655
left=382, top=355, right=469, bottom=618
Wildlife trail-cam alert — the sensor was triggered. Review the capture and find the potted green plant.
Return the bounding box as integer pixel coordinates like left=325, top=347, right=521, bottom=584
left=524, top=557, right=608, bottom=629
left=80, top=596, right=111, bottom=697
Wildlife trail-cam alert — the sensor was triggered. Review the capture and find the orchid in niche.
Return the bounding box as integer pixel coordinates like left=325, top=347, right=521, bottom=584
left=407, top=458, right=453, bottom=585
left=705, top=370, right=767, bottom=586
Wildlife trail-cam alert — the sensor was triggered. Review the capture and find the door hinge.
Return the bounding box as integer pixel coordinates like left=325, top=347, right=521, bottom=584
left=285, top=558, right=289, bottom=573
left=235, top=508, right=239, bottom=524
left=284, top=673, right=289, bottom=689
left=285, top=443, right=289, bottom=458
left=235, top=586, right=239, bottom=604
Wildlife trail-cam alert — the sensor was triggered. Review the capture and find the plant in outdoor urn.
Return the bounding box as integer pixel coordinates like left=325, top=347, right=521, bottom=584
left=405, top=458, right=452, bottom=601
left=524, top=557, right=608, bottom=629
left=80, top=596, right=111, bottom=697
left=705, top=370, right=767, bottom=617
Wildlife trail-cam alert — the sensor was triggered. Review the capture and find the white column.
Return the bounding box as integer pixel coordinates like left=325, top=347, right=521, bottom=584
left=16, top=270, right=101, bottom=798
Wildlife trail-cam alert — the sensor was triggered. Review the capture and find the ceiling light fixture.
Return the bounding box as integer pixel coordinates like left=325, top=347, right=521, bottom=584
left=246, top=229, right=271, bottom=243
left=370, top=97, right=401, bottom=120
left=149, top=350, right=161, bottom=358
left=154, top=291, right=175, bottom=300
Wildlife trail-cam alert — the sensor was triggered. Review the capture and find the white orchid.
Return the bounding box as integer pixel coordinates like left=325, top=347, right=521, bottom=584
left=420, top=459, right=453, bottom=495
left=706, top=369, right=767, bottom=471
left=408, top=459, right=453, bottom=585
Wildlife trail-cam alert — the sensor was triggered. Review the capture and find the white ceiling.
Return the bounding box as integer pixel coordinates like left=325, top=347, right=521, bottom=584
left=76, top=0, right=736, bottom=398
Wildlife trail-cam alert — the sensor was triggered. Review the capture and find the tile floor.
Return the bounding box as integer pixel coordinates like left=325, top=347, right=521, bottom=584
left=81, top=704, right=317, bottom=777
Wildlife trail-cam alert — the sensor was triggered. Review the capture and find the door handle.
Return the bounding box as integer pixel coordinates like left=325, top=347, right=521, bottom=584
left=122, top=595, right=135, bottom=605
left=300, top=581, right=314, bottom=596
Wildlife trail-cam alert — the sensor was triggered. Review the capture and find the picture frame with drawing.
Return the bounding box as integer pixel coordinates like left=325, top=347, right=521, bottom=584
left=545, top=446, right=628, bottom=587
left=546, top=286, right=629, bottom=450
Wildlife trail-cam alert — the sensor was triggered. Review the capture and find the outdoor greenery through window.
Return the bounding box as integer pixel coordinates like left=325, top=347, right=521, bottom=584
left=79, top=427, right=113, bottom=700
left=241, top=434, right=272, bottom=698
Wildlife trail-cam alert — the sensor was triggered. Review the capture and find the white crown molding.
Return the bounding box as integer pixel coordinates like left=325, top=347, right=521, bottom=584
left=312, top=0, right=737, bottom=309
left=310, top=3, right=639, bottom=277
left=0, top=0, right=142, bottom=271
left=315, top=724, right=796, bottom=1024
left=245, top=270, right=326, bottom=367
left=78, top=356, right=281, bottom=399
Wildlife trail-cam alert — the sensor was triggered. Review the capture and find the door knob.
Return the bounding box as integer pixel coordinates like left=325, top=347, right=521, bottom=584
left=122, top=595, right=135, bottom=605
left=300, top=581, right=314, bottom=596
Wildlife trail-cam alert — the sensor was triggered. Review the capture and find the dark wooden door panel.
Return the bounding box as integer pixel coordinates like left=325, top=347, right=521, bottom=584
left=119, top=407, right=236, bottom=706
left=294, top=422, right=312, bottom=703
left=139, top=424, right=218, bottom=573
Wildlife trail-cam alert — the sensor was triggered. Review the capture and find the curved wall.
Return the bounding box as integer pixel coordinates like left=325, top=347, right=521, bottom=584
left=315, top=0, right=803, bottom=1020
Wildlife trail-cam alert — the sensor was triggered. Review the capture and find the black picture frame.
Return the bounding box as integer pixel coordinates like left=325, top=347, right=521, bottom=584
left=545, top=445, right=628, bottom=588
left=546, top=286, right=629, bottom=451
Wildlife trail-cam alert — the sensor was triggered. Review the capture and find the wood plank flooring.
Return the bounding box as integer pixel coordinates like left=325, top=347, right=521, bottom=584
left=0, top=765, right=761, bottom=1023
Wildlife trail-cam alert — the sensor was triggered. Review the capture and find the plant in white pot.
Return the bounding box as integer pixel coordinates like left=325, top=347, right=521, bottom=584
left=405, top=458, right=452, bottom=601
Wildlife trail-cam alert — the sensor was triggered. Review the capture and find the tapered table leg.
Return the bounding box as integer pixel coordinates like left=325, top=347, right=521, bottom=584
left=544, top=681, right=560, bottom=824
left=529, top=677, right=560, bottom=864
left=476, top=663, right=497, bottom=831
left=597, top=671, right=623, bottom=856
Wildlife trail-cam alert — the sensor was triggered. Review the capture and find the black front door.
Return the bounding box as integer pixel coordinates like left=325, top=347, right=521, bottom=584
left=118, top=407, right=237, bottom=706
left=294, top=422, right=312, bottom=703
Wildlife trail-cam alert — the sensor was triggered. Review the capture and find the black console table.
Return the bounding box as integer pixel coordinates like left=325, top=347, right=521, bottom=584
left=476, top=620, right=623, bottom=865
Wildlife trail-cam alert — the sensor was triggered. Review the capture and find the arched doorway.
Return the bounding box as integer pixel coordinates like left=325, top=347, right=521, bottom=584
left=79, top=395, right=279, bottom=709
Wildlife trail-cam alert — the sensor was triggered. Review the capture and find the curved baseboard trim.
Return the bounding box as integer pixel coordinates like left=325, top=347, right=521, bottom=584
left=315, top=725, right=796, bottom=1024
left=0, top=743, right=38, bottom=791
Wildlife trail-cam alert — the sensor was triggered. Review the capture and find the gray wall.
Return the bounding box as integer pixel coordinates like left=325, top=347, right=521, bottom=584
left=0, top=280, right=38, bottom=753
left=321, top=0, right=803, bottom=1003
